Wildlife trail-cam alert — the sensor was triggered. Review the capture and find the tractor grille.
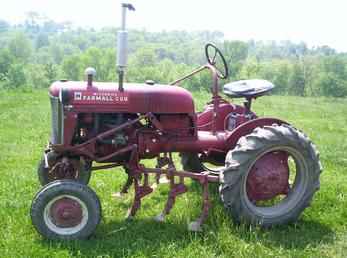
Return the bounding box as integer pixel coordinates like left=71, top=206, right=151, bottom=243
left=49, top=95, right=64, bottom=144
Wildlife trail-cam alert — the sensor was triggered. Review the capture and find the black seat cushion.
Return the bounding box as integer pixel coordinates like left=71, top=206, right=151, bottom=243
left=223, top=79, right=275, bottom=98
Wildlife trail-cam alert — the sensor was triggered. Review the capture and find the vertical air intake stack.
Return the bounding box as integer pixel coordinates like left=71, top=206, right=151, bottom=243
left=117, top=2, right=135, bottom=92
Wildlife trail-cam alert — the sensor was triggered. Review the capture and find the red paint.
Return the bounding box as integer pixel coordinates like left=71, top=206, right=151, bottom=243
left=50, top=197, right=83, bottom=227
left=247, top=151, right=290, bottom=202
left=44, top=53, right=296, bottom=233
left=226, top=117, right=287, bottom=149
left=72, top=91, right=129, bottom=105
left=50, top=81, right=194, bottom=114
left=197, top=101, right=251, bottom=131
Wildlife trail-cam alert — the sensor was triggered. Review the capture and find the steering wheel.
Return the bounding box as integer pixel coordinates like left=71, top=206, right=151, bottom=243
left=205, top=43, right=229, bottom=79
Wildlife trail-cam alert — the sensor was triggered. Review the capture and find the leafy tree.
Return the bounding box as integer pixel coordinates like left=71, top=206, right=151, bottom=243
left=26, top=64, right=49, bottom=88
left=1, top=15, right=347, bottom=97
left=62, top=55, right=82, bottom=80
left=288, top=61, right=306, bottom=96
left=223, top=41, right=248, bottom=79
left=314, top=56, right=347, bottom=97
left=36, top=33, right=49, bottom=49
left=130, top=47, right=158, bottom=67
left=317, top=73, right=347, bottom=97
left=0, top=49, right=14, bottom=76
left=239, top=58, right=260, bottom=79
left=44, top=63, right=58, bottom=83
left=5, top=63, right=27, bottom=88
left=8, top=32, right=32, bottom=62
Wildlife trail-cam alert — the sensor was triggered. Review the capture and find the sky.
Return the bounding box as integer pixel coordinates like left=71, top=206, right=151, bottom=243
left=1, top=0, right=346, bottom=51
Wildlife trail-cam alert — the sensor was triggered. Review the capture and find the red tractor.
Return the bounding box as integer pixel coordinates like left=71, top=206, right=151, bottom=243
left=31, top=3, right=322, bottom=240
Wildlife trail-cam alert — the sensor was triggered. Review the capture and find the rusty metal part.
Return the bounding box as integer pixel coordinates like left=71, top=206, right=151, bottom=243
left=154, top=167, right=187, bottom=222
left=47, top=157, right=81, bottom=181
left=51, top=115, right=146, bottom=152
left=188, top=173, right=211, bottom=232
left=119, top=144, right=218, bottom=231
left=90, top=163, right=121, bottom=171
left=126, top=175, right=153, bottom=218
left=247, top=151, right=290, bottom=202
left=50, top=197, right=83, bottom=228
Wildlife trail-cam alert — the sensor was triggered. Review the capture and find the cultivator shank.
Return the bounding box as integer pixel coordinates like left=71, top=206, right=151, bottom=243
left=116, top=147, right=218, bottom=231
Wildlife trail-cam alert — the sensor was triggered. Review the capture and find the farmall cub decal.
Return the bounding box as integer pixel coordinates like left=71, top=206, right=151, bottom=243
left=73, top=91, right=129, bottom=105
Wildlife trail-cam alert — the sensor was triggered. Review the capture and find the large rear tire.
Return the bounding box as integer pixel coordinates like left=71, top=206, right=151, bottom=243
left=31, top=180, right=101, bottom=240
left=220, top=124, right=322, bottom=227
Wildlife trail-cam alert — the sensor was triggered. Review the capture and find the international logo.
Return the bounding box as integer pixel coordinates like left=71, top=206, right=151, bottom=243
left=73, top=91, right=129, bottom=104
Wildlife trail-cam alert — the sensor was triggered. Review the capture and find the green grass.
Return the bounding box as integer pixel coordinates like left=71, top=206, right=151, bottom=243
left=1, top=89, right=347, bottom=258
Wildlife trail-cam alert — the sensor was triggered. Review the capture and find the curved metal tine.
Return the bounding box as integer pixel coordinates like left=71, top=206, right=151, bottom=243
left=154, top=172, right=187, bottom=222
left=126, top=174, right=153, bottom=219
left=113, top=174, right=134, bottom=198
left=188, top=176, right=211, bottom=232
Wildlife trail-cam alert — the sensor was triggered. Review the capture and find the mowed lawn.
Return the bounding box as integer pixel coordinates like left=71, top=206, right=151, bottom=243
left=0, top=89, right=347, bottom=258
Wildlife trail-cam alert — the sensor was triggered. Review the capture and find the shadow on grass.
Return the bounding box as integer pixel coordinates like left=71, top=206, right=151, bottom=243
left=37, top=218, right=194, bottom=257
left=37, top=215, right=335, bottom=257
left=232, top=219, right=335, bottom=251
left=201, top=183, right=336, bottom=251
left=37, top=182, right=335, bottom=256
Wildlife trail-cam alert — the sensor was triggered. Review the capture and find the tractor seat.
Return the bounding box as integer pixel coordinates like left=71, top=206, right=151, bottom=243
left=223, top=79, right=275, bottom=99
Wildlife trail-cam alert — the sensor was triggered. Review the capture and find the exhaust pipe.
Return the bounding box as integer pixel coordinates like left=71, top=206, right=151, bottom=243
left=117, top=2, right=135, bottom=92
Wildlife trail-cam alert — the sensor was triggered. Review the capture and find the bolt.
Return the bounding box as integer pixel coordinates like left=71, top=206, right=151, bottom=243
left=152, top=138, right=157, bottom=143
left=62, top=211, right=70, bottom=219
left=146, top=149, right=150, bottom=153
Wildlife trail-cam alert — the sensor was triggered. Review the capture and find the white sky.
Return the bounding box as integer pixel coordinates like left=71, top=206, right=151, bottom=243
left=1, top=0, right=346, bottom=51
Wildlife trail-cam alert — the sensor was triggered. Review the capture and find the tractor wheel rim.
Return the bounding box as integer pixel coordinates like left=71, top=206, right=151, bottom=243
left=43, top=195, right=88, bottom=235
left=243, top=146, right=308, bottom=218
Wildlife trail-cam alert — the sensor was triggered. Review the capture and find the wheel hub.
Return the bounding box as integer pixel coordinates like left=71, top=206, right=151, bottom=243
left=247, top=151, right=290, bottom=202
left=50, top=197, right=83, bottom=228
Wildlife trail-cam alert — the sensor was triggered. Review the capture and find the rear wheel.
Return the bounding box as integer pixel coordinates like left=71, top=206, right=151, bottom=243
left=220, top=124, right=322, bottom=227
left=38, top=156, right=92, bottom=186
left=31, top=180, right=101, bottom=240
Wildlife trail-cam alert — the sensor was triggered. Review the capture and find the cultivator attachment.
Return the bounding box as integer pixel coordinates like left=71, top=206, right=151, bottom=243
left=114, top=154, right=219, bottom=232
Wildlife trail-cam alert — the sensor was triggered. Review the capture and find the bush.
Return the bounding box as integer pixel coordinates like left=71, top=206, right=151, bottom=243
left=4, top=63, right=27, bottom=88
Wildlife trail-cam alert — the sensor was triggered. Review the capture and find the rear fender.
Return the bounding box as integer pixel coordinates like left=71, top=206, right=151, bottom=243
left=226, top=117, right=288, bottom=150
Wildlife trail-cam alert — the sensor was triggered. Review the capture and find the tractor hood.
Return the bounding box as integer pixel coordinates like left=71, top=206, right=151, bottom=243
left=49, top=81, right=194, bottom=114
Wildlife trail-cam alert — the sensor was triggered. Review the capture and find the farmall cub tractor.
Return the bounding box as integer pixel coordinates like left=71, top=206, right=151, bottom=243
left=30, top=3, right=322, bottom=240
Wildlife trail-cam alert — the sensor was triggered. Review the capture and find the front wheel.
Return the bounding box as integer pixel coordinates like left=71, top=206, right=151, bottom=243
left=31, top=180, right=101, bottom=240
left=220, top=124, right=322, bottom=227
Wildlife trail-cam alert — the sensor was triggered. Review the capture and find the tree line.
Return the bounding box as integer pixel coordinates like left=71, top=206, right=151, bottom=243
left=0, top=13, right=347, bottom=97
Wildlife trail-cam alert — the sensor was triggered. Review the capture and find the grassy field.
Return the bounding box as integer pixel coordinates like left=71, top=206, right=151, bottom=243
left=0, top=89, right=347, bottom=258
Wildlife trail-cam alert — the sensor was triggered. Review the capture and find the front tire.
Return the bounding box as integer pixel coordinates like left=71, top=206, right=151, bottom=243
left=220, top=124, right=322, bottom=227
left=31, top=180, right=101, bottom=240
